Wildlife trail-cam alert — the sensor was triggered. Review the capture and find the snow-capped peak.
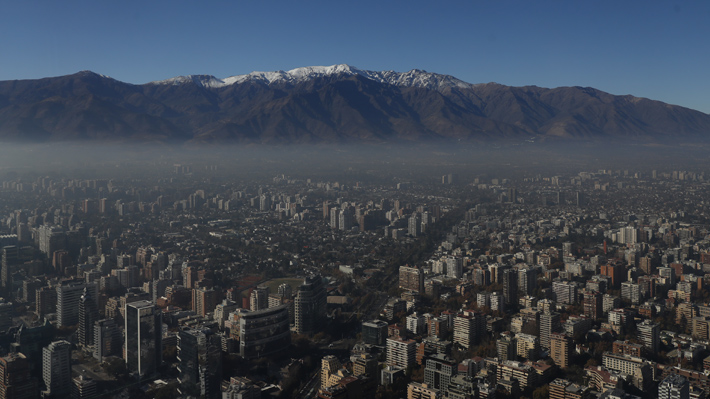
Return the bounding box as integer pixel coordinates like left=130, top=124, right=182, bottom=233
left=148, top=64, right=476, bottom=91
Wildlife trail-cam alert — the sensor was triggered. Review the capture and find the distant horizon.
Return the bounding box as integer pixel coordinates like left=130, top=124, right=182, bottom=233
left=4, top=64, right=709, bottom=116
left=1, top=1, right=709, bottom=114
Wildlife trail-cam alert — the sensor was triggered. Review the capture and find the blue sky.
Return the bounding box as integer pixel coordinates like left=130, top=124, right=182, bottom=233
left=1, top=1, right=709, bottom=113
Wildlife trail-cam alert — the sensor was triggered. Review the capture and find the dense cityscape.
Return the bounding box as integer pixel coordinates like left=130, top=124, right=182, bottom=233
left=0, top=151, right=708, bottom=399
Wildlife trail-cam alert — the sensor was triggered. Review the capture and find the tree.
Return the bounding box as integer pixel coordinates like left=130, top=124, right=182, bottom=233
left=532, top=384, right=549, bottom=399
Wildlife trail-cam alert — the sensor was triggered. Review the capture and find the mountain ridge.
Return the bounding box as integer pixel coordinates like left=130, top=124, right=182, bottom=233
left=0, top=65, right=708, bottom=143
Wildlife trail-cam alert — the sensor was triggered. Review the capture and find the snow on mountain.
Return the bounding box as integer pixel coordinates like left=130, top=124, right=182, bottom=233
left=148, top=64, right=476, bottom=91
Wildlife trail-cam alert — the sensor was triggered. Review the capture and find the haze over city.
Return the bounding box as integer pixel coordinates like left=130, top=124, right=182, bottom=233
left=1, top=2, right=710, bottom=399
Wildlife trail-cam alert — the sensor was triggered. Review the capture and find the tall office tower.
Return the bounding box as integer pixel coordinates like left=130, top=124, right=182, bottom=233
left=249, top=287, right=269, bottom=311
left=637, top=320, right=660, bottom=354
left=56, top=281, right=98, bottom=327
left=93, top=319, right=121, bottom=362
left=583, top=291, right=603, bottom=320
left=502, top=269, right=518, bottom=309
left=386, top=337, right=417, bottom=368
left=424, top=354, right=456, bottom=393
left=399, top=266, right=425, bottom=293
left=78, top=288, right=99, bottom=346
left=362, top=320, right=388, bottom=346
left=0, top=353, right=38, bottom=399
left=497, top=333, right=517, bottom=361
left=177, top=328, right=223, bottom=399
left=518, top=267, right=538, bottom=296
left=71, top=375, right=97, bottom=399
left=539, top=312, right=561, bottom=350
left=294, top=275, right=326, bottom=335
left=192, top=288, right=219, bottom=317
left=658, top=374, right=689, bottom=399
left=125, top=301, right=162, bottom=379
left=42, top=340, right=72, bottom=398
left=550, top=333, right=571, bottom=369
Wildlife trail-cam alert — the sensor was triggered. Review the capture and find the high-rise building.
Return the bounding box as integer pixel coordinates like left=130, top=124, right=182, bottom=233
left=515, top=333, right=540, bottom=360
left=387, top=337, right=416, bottom=369
left=424, top=354, right=455, bottom=393
left=38, top=225, right=66, bottom=257
left=490, top=292, right=505, bottom=313
left=583, top=291, right=603, bottom=320
left=56, top=281, right=98, bottom=327
left=177, top=328, right=223, bottom=399
left=518, top=267, right=538, bottom=296
left=353, top=354, right=378, bottom=378
left=321, top=356, right=342, bottom=389
left=497, top=333, right=517, bottom=361
left=339, top=208, right=354, bottom=231
left=36, top=285, right=57, bottom=318
left=294, top=275, right=326, bottom=335
left=93, top=319, right=121, bottom=362
left=42, top=340, right=72, bottom=398
left=0, top=301, right=12, bottom=333
left=71, top=375, right=98, bottom=399
left=446, top=258, right=463, bottom=279
left=249, top=287, right=269, bottom=311
left=637, top=320, right=660, bottom=354
left=277, top=283, right=293, bottom=299
left=453, top=311, right=486, bottom=349
left=603, top=294, right=620, bottom=313
left=621, top=282, right=642, bottom=305
left=78, top=288, right=99, bottom=346
left=550, top=333, right=571, bottom=369
left=502, top=269, right=518, bottom=309
left=192, top=288, right=219, bottom=317
left=125, top=301, right=162, bottom=379
left=238, top=304, right=291, bottom=359
left=658, top=374, right=689, bottom=399
left=399, top=266, right=425, bottom=294
left=0, top=353, right=38, bottom=399
left=539, top=312, right=561, bottom=350
left=408, top=213, right=422, bottom=237
left=362, top=320, right=388, bottom=346
left=552, top=281, right=578, bottom=305
left=601, top=263, right=625, bottom=288
left=1, top=245, right=33, bottom=292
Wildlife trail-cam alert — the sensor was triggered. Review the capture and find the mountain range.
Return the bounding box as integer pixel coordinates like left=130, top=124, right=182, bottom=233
left=0, top=64, right=708, bottom=143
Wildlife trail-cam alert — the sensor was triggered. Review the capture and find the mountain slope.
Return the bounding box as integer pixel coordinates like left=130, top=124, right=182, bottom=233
left=0, top=65, right=708, bottom=143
